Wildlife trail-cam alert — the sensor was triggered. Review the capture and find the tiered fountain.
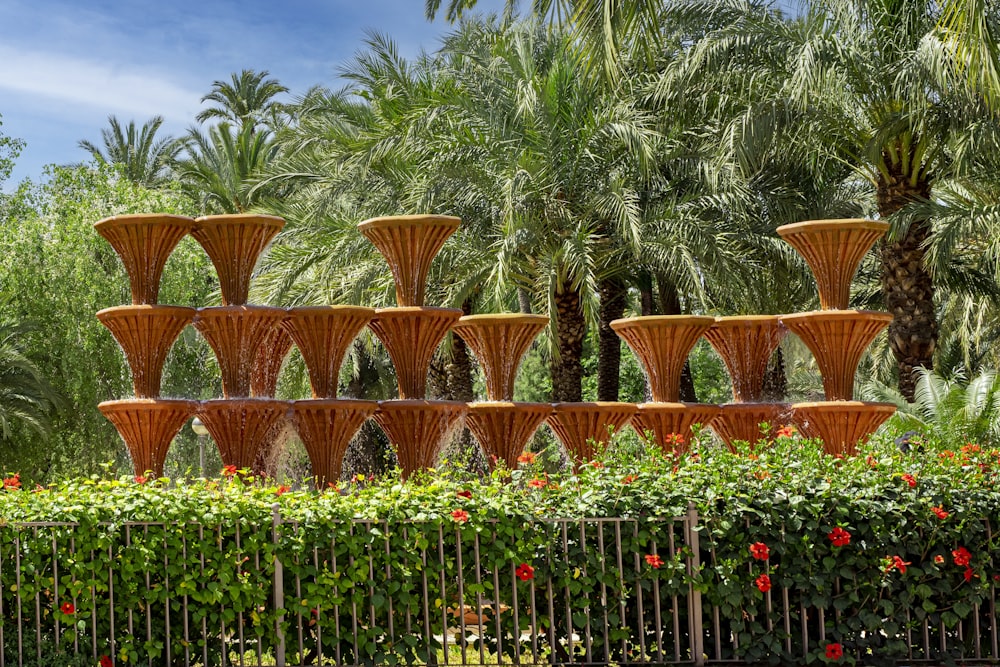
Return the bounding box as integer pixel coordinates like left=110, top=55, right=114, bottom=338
left=359, top=215, right=467, bottom=480
left=777, top=219, right=897, bottom=455
left=610, top=316, right=718, bottom=455
left=704, top=316, right=788, bottom=450
left=95, top=214, right=200, bottom=477
left=452, top=314, right=551, bottom=468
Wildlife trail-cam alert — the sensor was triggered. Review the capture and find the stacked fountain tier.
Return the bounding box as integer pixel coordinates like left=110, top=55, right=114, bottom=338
left=776, top=219, right=897, bottom=455
left=359, top=215, right=467, bottom=479
left=610, top=316, right=719, bottom=455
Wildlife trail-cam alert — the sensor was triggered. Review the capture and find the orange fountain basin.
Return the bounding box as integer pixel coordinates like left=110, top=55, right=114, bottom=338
left=789, top=401, right=897, bottom=456
left=94, top=214, right=196, bottom=305
left=466, top=402, right=552, bottom=469
left=197, top=398, right=290, bottom=470
left=191, top=214, right=285, bottom=306
left=290, top=399, right=378, bottom=488
left=369, top=307, right=463, bottom=399
left=776, top=219, right=889, bottom=310
left=704, top=316, right=787, bottom=403
left=372, top=400, right=467, bottom=480
left=631, top=403, right=721, bottom=456
left=358, top=215, right=460, bottom=307
left=99, top=399, right=198, bottom=477
left=611, top=316, right=715, bottom=402
left=283, top=306, right=375, bottom=398
left=710, top=403, right=790, bottom=451
left=781, top=311, right=892, bottom=401
left=97, top=305, right=196, bottom=398
left=548, top=402, right=637, bottom=464
left=194, top=306, right=287, bottom=398
left=452, top=314, right=549, bottom=401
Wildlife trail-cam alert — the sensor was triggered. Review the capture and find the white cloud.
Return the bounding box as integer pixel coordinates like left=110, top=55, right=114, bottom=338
left=0, top=45, right=202, bottom=123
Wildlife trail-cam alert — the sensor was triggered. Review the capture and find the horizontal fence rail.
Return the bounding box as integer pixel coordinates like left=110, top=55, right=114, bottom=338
left=2, top=509, right=998, bottom=666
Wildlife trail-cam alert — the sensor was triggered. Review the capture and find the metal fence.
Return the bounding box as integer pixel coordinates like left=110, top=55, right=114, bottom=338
left=1, top=508, right=998, bottom=666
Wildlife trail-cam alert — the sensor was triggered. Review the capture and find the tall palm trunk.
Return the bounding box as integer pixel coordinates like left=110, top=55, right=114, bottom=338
left=342, top=340, right=393, bottom=477
left=878, top=163, right=935, bottom=401
left=657, top=276, right=698, bottom=403
left=597, top=277, right=627, bottom=401
left=551, top=280, right=585, bottom=402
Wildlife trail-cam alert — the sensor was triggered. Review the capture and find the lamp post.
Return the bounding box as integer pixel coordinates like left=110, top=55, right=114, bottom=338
left=191, top=417, right=209, bottom=477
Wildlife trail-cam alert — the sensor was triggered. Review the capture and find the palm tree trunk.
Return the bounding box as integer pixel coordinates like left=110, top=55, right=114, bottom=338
left=518, top=288, right=533, bottom=314
left=342, top=340, right=394, bottom=477
left=657, top=276, right=698, bottom=403
left=597, top=277, right=627, bottom=401
left=761, top=348, right=787, bottom=401
left=551, top=280, right=585, bottom=402
left=878, top=166, right=935, bottom=402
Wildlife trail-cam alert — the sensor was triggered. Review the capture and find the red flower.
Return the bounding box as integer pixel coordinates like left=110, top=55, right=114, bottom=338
left=645, top=554, right=664, bottom=569
left=901, top=473, right=917, bottom=487
left=622, top=475, right=637, bottom=485
left=222, top=465, right=238, bottom=477
left=934, top=555, right=945, bottom=564
left=451, top=509, right=470, bottom=523
left=775, top=425, right=796, bottom=439
left=964, top=566, right=977, bottom=583
left=100, top=656, right=113, bottom=667
left=663, top=433, right=685, bottom=446
left=456, top=489, right=472, bottom=499
left=755, top=573, right=772, bottom=592
left=865, top=455, right=878, bottom=468
left=749, top=542, right=770, bottom=561
left=931, top=506, right=949, bottom=520
left=134, top=475, right=148, bottom=484
left=825, top=643, right=843, bottom=660
left=515, top=563, right=534, bottom=581
left=274, top=485, right=291, bottom=497
left=528, top=478, right=548, bottom=489
left=953, top=546, right=972, bottom=567
left=885, top=555, right=910, bottom=575
left=60, top=602, right=75, bottom=615
left=828, top=527, right=851, bottom=547
left=517, top=452, right=536, bottom=465
left=2, top=473, right=21, bottom=490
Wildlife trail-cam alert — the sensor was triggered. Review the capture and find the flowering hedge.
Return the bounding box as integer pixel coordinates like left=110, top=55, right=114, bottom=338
left=1, top=429, right=998, bottom=665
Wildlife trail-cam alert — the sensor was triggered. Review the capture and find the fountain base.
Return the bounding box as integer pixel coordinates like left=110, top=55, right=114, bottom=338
left=372, top=400, right=467, bottom=479
left=548, top=402, right=637, bottom=465
left=710, top=403, right=790, bottom=451
left=466, top=402, right=552, bottom=469
left=790, top=401, right=897, bottom=456
left=290, top=399, right=379, bottom=488
left=631, top=403, right=721, bottom=456
left=99, top=399, right=198, bottom=477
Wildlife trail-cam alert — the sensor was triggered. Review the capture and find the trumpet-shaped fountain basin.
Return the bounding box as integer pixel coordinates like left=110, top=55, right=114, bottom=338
left=611, top=316, right=716, bottom=402
left=190, top=214, right=285, bottom=306
left=250, top=324, right=295, bottom=398
left=790, top=401, right=897, bottom=456
left=465, top=402, right=552, bottom=469
left=710, top=403, right=790, bottom=451
left=99, top=398, right=198, bottom=477
left=781, top=311, right=892, bottom=401
left=704, top=316, right=787, bottom=403
left=358, top=215, right=460, bottom=307
left=631, top=403, right=721, bottom=456
left=197, top=398, right=289, bottom=470
left=547, top=402, right=637, bottom=464
left=452, top=314, right=548, bottom=401
left=94, top=214, right=196, bottom=305
left=776, top=219, right=889, bottom=310
left=369, top=307, right=463, bottom=399
left=283, top=306, right=376, bottom=398
left=193, top=306, right=287, bottom=398
left=97, top=305, right=196, bottom=398
left=290, top=399, right=378, bottom=488
left=372, top=400, right=467, bottom=479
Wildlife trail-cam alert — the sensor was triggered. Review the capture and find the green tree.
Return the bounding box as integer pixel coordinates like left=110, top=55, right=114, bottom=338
left=196, top=69, right=289, bottom=132
left=78, top=115, right=180, bottom=187
left=0, top=316, right=61, bottom=442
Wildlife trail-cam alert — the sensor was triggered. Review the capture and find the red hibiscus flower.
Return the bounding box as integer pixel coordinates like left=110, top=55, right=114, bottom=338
left=964, top=567, right=977, bottom=583
left=953, top=546, right=972, bottom=567
left=274, top=485, right=291, bottom=497
left=663, top=433, right=685, bottom=446
left=828, top=527, right=851, bottom=547
left=825, top=643, right=843, bottom=660
left=2, top=473, right=21, bottom=490
left=517, top=452, right=536, bottom=465
left=885, top=555, right=910, bottom=575
left=528, top=478, right=548, bottom=489
left=645, top=554, right=664, bottom=569
left=60, top=602, right=74, bottom=615
left=775, top=425, right=796, bottom=439
left=134, top=475, right=148, bottom=484
left=934, top=555, right=945, bottom=564
left=456, top=489, right=472, bottom=499
left=222, top=465, right=238, bottom=477
left=901, top=473, right=917, bottom=487
left=931, top=506, right=949, bottom=520
left=755, top=573, right=772, bottom=592
left=451, top=509, right=470, bottom=523
left=515, top=563, right=534, bottom=581
left=749, top=542, right=769, bottom=561
left=100, top=656, right=113, bottom=667
left=622, top=475, right=637, bottom=485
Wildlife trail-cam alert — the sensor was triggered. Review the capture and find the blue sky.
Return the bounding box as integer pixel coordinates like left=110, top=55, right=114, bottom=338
left=0, top=0, right=505, bottom=186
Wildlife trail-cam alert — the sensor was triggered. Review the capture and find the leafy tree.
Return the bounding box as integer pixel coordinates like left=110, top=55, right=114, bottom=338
left=196, top=69, right=289, bottom=132
left=78, top=115, right=180, bottom=187
left=0, top=315, right=61, bottom=441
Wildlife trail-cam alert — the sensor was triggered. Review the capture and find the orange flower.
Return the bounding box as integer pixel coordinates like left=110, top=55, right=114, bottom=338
left=622, top=475, right=637, bottom=485
left=221, top=465, right=238, bottom=477
left=755, top=573, right=771, bottom=592
left=591, top=461, right=604, bottom=469
left=134, top=476, right=148, bottom=484
left=775, top=425, right=796, bottom=439
left=517, top=452, right=537, bottom=465
left=451, top=509, right=470, bottom=523
left=645, top=554, right=664, bottom=569
left=2, top=473, right=21, bottom=490
left=528, top=478, right=548, bottom=489
left=274, top=485, right=291, bottom=497
left=931, top=506, right=949, bottom=520
left=663, top=433, right=685, bottom=446
left=901, top=473, right=917, bottom=487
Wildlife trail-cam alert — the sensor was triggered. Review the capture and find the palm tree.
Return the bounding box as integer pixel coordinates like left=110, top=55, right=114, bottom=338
left=196, top=69, right=289, bottom=132
left=78, top=115, right=179, bottom=187
left=0, top=316, right=60, bottom=441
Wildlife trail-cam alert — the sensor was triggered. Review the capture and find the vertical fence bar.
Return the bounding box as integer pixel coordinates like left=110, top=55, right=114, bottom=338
left=271, top=505, right=285, bottom=667
left=596, top=521, right=610, bottom=666
left=0, top=529, right=5, bottom=667
left=687, top=504, right=705, bottom=667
